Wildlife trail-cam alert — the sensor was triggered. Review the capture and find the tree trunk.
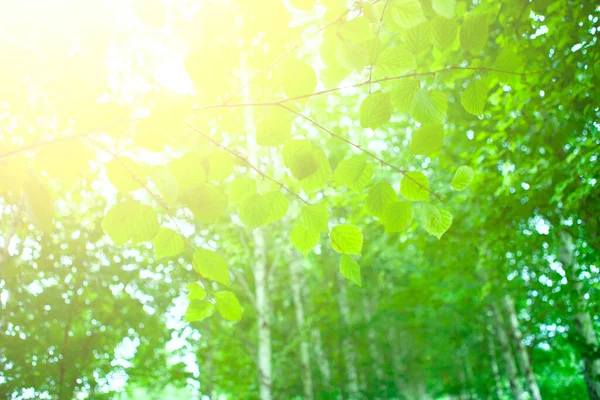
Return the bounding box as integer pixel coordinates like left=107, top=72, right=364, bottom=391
left=289, top=258, right=314, bottom=400
left=387, top=326, right=407, bottom=398
left=559, top=230, right=600, bottom=400
left=241, top=54, right=272, bottom=400
left=311, top=327, right=332, bottom=392
left=362, top=296, right=384, bottom=386
left=492, top=304, right=526, bottom=400
left=487, top=333, right=504, bottom=400
left=502, top=294, right=542, bottom=400
left=336, top=273, right=359, bottom=399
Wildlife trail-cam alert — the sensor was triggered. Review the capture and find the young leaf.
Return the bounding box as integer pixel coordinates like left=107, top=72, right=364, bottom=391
left=256, top=108, right=292, bottom=146
left=151, top=165, right=180, bottom=205
left=461, top=79, right=489, bottom=116
left=387, top=0, right=426, bottom=29
left=333, top=156, right=374, bottom=191
left=102, top=200, right=160, bottom=246
left=291, top=224, right=321, bottom=254
left=411, top=89, right=447, bottom=124
left=182, top=184, right=227, bottom=224
left=330, top=225, right=363, bottom=255
left=431, top=16, right=458, bottom=52
left=359, top=91, right=392, bottom=129
left=381, top=201, right=413, bottom=233
left=451, top=166, right=475, bottom=191
left=185, top=300, right=214, bottom=322
left=422, top=204, right=453, bottom=239
left=206, top=151, right=234, bottom=181
left=460, top=14, right=489, bottom=54
left=281, top=59, right=317, bottom=99
left=106, top=157, right=145, bottom=192
left=391, top=78, right=420, bottom=112
left=168, top=152, right=207, bottom=191
left=432, top=0, right=456, bottom=18
left=367, top=182, right=397, bottom=217
left=239, top=193, right=270, bottom=229
left=215, top=291, right=242, bottom=321
left=301, top=204, right=329, bottom=233
left=153, top=228, right=185, bottom=259
left=186, top=283, right=207, bottom=300
left=193, top=248, right=230, bottom=287
left=263, top=191, right=289, bottom=224
left=410, top=124, right=444, bottom=155
left=404, top=22, right=432, bottom=54
left=299, top=150, right=331, bottom=192
left=340, top=255, right=362, bottom=287
left=230, top=177, right=257, bottom=203
left=400, top=171, right=430, bottom=202
left=375, top=47, right=416, bottom=78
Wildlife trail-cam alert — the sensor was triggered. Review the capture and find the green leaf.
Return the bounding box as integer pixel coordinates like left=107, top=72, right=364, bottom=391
left=411, top=89, right=447, bottom=124
left=290, top=0, right=316, bottom=10
left=338, top=16, right=373, bottom=43
left=359, top=91, right=392, bottom=129
left=381, top=201, right=413, bottom=233
left=185, top=300, right=214, bottom=322
left=366, top=182, right=397, bottom=217
left=102, top=200, right=160, bottom=246
left=263, top=191, right=289, bottom=224
left=400, top=171, right=430, bottom=202
left=301, top=204, right=329, bottom=233
left=391, top=78, right=420, bottom=112
left=461, top=79, right=489, bottom=116
left=23, top=175, right=54, bottom=233
left=493, top=48, right=525, bottom=81
left=230, top=177, right=257, bottom=203
left=422, top=204, right=452, bottom=239
left=404, top=22, right=432, bottom=54
left=451, top=166, right=475, bottom=191
left=431, top=16, right=458, bottom=52
left=340, top=255, right=361, bottom=287
left=256, top=108, right=292, bottom=146
left=333, top=156, right=374, bottom=191
left=410, top=124, right=444, bottom=155
left=215, top=291, right=242, bottom=321
left=193, top=248, right=230, bottom=286
left=300, top=149, right=331, bottom=192
left=432, top=0, right=455, bottom=18
left=386, top=0, right=426, bottom=29
left=460, top=14, right=489, bottom=54
left=375, top=47, right=416, bottom=78
left=186, top=283, right=207, bottom=300
left=283, top=140, right=320, bottom=180
left=330, top=225, right=363, bottom=255
left=153, top=228, right=185, bottom=259
left=182, top=184, right=227, bottom=224
left=168, top=152, right=207, bottom=191
left=151, top=165, right=180, bottom=205
left=239, top=193, right=270, bottom=229
left=206, top=151, right=234, bottom=181
left=106, top=157, right=145, bottom=192
left=281, top=59, right=317, bottom=99
left=291, top=224, right=321, bottom=254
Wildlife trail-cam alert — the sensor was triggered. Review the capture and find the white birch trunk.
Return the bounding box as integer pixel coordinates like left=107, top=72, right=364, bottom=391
left=492, top=304, right=526, bottom=400
left=387, top=327, right=407, bottom=398
left=487, top=333, right=504, bottom=400
left=559, top=230, right=600, bottom=400
left=241, top=54, right=272, bottom=400
left=362, top=296, right=384, bottom=385
left=289, top=258, right=314, bottom=400
left=336, top=273, right=359, bottom=399
left=502, top=294, right=542, bottom=400
left=311, top=327, right=332, bottom=391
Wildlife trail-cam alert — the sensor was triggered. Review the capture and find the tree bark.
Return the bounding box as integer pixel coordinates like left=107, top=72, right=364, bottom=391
left=311, top=327, right=332, bottom=391
left=492, top=304, right=526, bottom=400
left=387, top=326, right=407, bottom=398
left=502, top=294, right=542, bottom=400
left=241, top=54, right=272, bottom=400
left=362, top=296, right=384, bottom=386
left=289, top=258, right=314, bottom=400
left=336, top=272, right=359, bottom=399
left=487, top=332, right=505, bottom=400
left=559, top=230, right=600, bottom=400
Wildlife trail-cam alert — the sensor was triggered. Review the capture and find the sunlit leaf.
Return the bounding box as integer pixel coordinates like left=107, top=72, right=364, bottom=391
left=432, top=0, right=456, bottom=18
left=340, top=255, right=361, bottom=287
left=451, top=166, right=475, bottom=191
left=411, top=89, right=447, bottom=124
left=422, top=204, right=453, bottom=239
left=330, top=224, right=363, bottom=255
left=106, top=157, right=145, bottom=193
left=461, top=79, right=490, bottom=116
left=206, top=151, right=234, bottom=181
left=186, top=283, right=207, bottom=301
left=367, top=182, right=397, bottom=218
left=333, top=156, right=374, bottom=191
left=102, top=200, right=160, bottom=246
left=410, top=124, right=444, bottom=155
left=381, top=201, right=413, bottom=233
left=185, top=300, right=214, bottom=322
left=431, top=16, right=458, bottom=52
left=400, top=171, right=430, bottom=202
left=168, top=152, right=207, bottom=191
left=291, top=224, right=320, bottom=254
left=230, top=177, right=257, bottom=203
left=193, top=248, right=230, bottom=287
left=215, top=291, right=242, bottom=321
left=359, top=91, right=392, bottom=129
left=153, top=228, right=185, bottom=259
left=391, top=78, right=420, bottom=112
left=460, top=13, right=489, bottom=54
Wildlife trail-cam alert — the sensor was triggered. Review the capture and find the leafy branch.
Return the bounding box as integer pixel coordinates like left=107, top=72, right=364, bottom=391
left=184, top=121, right=311, bottom=206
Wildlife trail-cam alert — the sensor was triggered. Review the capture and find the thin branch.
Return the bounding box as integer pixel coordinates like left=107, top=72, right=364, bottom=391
left=195, top=66, right=533, bottom=112
left=184, top=121, right=311, bottom=206
left=277, top=103, right=444, bottom=203
left=368, top=0, right=389, bottom=93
